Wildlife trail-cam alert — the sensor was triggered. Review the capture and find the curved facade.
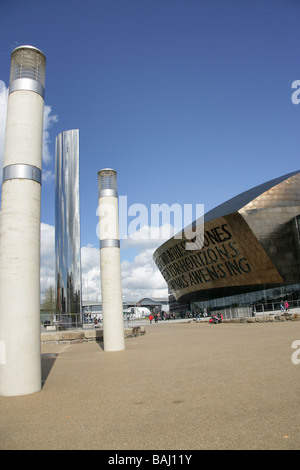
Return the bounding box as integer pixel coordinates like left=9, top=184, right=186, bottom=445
left=153, top=170, right=300, bottom=312
left=55, top=129, right=82, bottom=316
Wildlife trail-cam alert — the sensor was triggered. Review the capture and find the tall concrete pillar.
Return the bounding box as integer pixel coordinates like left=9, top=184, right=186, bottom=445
left=98, top=169, right=125, bottom=351
left=0, top=45, right=46, bottom=396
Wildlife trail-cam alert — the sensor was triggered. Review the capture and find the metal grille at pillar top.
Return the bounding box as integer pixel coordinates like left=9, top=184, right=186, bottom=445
left=98, top=169, right=117, bottom=191
left=9, top=46, right=46, bottom=86
left=98, top=168, right=118, bottom=198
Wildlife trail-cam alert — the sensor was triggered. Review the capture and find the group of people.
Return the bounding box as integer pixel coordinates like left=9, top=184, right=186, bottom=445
left=148, top=312, right=176, bottom=323
left=209, top=313, right=223, bottom=324
left=148, top=301, right=293, bottom=325
left=281, top=301, right=290, bottom=313
left=148, top=310, right=211, bottom=323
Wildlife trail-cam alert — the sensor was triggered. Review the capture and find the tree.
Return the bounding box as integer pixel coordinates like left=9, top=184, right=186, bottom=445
left=41, top=285, right=56, bottom=322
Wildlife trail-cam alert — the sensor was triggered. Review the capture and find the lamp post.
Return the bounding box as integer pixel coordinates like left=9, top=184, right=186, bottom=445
left=0, top=45, right=46, bottom=396
left=98, top=169, right=125, bottom=351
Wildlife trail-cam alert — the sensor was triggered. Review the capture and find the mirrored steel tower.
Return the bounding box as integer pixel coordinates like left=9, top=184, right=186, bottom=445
left=55, top=129, right=82, bottom=321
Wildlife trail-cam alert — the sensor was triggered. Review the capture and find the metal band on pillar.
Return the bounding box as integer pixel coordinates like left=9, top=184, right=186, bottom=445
left=99, top=188, right=118, bottom=198
left=100, top=239, right=120, bottom=249
left=3, top=164, right=42, bottom=184
left=9, top=78, right=45, bottom=98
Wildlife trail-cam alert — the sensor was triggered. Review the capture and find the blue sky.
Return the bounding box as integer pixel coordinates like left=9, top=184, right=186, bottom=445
left=0, top=0, right=300, bottom=301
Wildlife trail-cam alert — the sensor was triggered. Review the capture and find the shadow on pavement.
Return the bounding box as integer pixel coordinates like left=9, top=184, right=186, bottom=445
left=41, top=353, right=58, bottom=387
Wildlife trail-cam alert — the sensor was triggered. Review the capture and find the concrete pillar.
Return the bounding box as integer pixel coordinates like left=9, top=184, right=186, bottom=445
left=98, top=169, right=125, bottom=351
left=0, top=45, right=46, bottom=396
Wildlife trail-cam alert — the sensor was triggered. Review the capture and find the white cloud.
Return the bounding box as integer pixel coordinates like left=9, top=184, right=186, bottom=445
left=121, top=248, right=168, bottom=300
left=81, top=242, right=168, bottom=302
left=40, top=223, right=55, bottom=301
left=0, top=80, right=58, bottom=184
left=42, top=169, right=55, bottom=184
left=81, top=245, right=101, bottom=301
left=42, top=104, right=58, bottom=165
left=118, top=223, right=172, bottom=299
left=121, top=223, right=177, bottom=249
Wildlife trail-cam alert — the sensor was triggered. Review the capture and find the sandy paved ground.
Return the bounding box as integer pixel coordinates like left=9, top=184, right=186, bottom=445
left=0, top=320, right=300, bottom=450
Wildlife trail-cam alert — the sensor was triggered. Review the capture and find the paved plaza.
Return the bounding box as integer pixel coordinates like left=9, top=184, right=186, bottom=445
left=1, top=320, right=300, bottom=450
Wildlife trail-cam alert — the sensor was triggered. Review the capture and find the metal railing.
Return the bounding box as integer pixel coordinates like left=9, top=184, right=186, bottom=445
left=41, top=299, right=300, bottom=329
left=210, top=299, right=300, bottom=320
left=41, top=313, right=84, bottom=330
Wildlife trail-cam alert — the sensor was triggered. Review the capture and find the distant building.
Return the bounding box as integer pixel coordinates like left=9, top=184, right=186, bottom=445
left=82, top=297, right=169, bottom=320
left=153, top=171, right=300, bottom=315
left=55, top=129, right=82, bottom=316
left=137, top=297, right=169, bottom=313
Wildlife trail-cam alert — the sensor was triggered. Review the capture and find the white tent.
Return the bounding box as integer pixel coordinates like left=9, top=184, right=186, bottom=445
left=124, top=307, right=151, bottom=318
